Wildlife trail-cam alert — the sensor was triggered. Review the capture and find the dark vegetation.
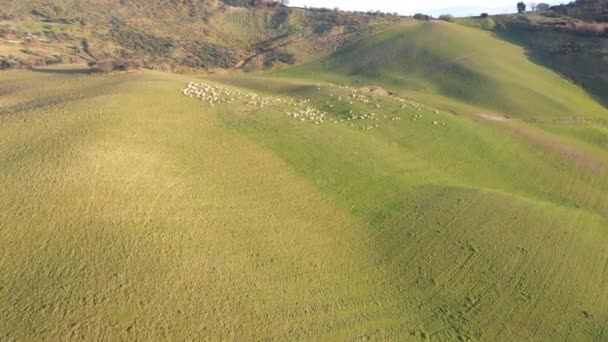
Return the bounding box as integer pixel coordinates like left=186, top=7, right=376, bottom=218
left=180, top=40, right=240, bottom=69
left=550, top=0, right=608, bottom=22
left=0, top=0, right=403, bottom=72
left=0, top=54, right=83, bottom=70
left=439, top=14, right=454, bottom=22
left=263, top=50, right=295, bottom=67
left=517, top=2, right=527, bottom=13
left=110, top=21, right=176, bottom=57
left=413, top=13, right=432, bottom=20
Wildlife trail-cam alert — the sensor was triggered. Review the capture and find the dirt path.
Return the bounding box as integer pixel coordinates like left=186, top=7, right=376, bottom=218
left=474, top=113, right=510, bottom=122
left=474, top=113, right=607, bottom=173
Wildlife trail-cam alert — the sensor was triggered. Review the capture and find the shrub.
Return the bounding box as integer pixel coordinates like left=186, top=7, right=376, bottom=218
left=156, top=62, right=173, bottom=72
left=0, top=57, right=17, bottom=70
left=181, top=40, right=239, bottom=69
left=480, top=17, right=497, bottom=30
left=42, top=55, right=62, bottom=65
left=113, top=58, right=144, bottom=70
left=439, top=14, right=454, bottom=22
left=31, top=8, right=53, bottom=19
left=127, top=59, right=144, bottom=70
left=480, top=13, right=489, bottom=18
left=53, top=5, right=65, bottom=18
left=110, top=22, right=176, bottom=56
left=413, top=13, right=431, bottom=20
left=263, top=50, right=295, bottom=67
left=91, top=60, right=114, bottom=73
left=536, top=3, right=551, bottom=11
left=19, top=59, right=35, bottom=69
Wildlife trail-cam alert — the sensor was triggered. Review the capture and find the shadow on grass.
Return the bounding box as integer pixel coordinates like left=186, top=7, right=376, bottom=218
left=492, top=27, right=608, bottom=109
left=31, top=67, right=93, bottom=75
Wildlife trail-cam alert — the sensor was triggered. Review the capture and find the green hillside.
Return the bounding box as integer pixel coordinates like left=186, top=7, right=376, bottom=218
left=454, top=13, right=608, bottom=109
left=1, top=5, right=608, bottom=342
left=281, top=21, right=607, bottom=121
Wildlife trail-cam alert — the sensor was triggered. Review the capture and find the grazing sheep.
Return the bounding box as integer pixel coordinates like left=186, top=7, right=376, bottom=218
left=183, top=80, right=441, bottom=131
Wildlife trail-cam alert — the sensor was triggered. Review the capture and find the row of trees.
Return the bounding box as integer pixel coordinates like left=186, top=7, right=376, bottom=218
left=434, top=1, right=551, bottom=24
left=518, top=2, right=552, bottom=13
left=222, top=0, right=289, bottom=7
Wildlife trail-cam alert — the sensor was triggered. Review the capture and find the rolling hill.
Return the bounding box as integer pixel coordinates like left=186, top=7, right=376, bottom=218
left=1, top=3, right=608, bottom=342
left=454, top=12, right=608, bottom=110
left=281, top=21, right=608, bottom=121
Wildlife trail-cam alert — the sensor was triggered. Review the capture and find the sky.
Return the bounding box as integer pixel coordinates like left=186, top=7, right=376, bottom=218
left=288, top=0, right=563, bottom=17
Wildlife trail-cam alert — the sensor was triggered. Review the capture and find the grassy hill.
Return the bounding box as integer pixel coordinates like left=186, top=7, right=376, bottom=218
left=281, top=21, right=608, bottom=122
left=1, top=4, right=608, bottom=341
left=454, top=13, right=608, bottom=108
left=1, top=47, right=608, bottom=340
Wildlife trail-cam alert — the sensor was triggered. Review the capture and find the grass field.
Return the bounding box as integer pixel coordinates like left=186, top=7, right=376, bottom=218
left=1, top=19, right=608, bottom=341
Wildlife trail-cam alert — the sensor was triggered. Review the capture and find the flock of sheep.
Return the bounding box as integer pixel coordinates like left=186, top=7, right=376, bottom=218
left=182, top=82, right=446, bottom=130
left=182, top=82, right=285, bottom=108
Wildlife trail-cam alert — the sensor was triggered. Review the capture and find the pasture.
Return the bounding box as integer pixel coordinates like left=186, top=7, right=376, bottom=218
left=1, top=19, right=608, bottom=341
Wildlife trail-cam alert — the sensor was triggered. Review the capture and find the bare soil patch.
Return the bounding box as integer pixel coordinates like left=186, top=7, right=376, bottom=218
left=475, top=113, right=510, bottom=122
left=475, top=112, right=606, bottom=173
left=360, top=85, right=392, bottom=96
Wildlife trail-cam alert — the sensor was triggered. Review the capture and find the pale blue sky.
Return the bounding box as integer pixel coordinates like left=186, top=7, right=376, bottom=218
left=289, top=0, right=563, bottom=17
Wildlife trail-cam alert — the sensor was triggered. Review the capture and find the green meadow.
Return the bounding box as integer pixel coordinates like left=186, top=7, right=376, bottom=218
left=1, top=20, right=608, bottom=340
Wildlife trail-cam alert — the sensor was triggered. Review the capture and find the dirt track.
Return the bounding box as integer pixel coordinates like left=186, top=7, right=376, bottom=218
left=475, top=113, right=607, bottom=173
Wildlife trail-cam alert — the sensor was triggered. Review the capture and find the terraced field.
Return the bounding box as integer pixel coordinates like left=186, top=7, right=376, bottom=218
left=1, top=20, right=608, bottom=341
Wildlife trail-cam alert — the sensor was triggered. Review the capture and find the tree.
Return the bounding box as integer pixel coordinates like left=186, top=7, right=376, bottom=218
left=517, top=1, right=527, bottom=13
left=536, top=3, right=551, bottom=10
left=529, top=2, right=537, bottom=11
left=439, top=14, right=454, bottom=22
left=53, top=5, right=65, bottom=17
left=413, top=13, right=431, bottom=20
left=480, top=13, right=489, bottom=18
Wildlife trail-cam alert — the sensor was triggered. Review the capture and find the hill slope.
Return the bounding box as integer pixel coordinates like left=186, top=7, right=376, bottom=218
left=454, top=12, right=608, bottom=109
left=1, top=7, right=608, bottom=342
left=281, top=21, right=607, bottom=121
left=0, top=0, right=402, bottom=70
left=1, top=58, right=608, bottom=339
